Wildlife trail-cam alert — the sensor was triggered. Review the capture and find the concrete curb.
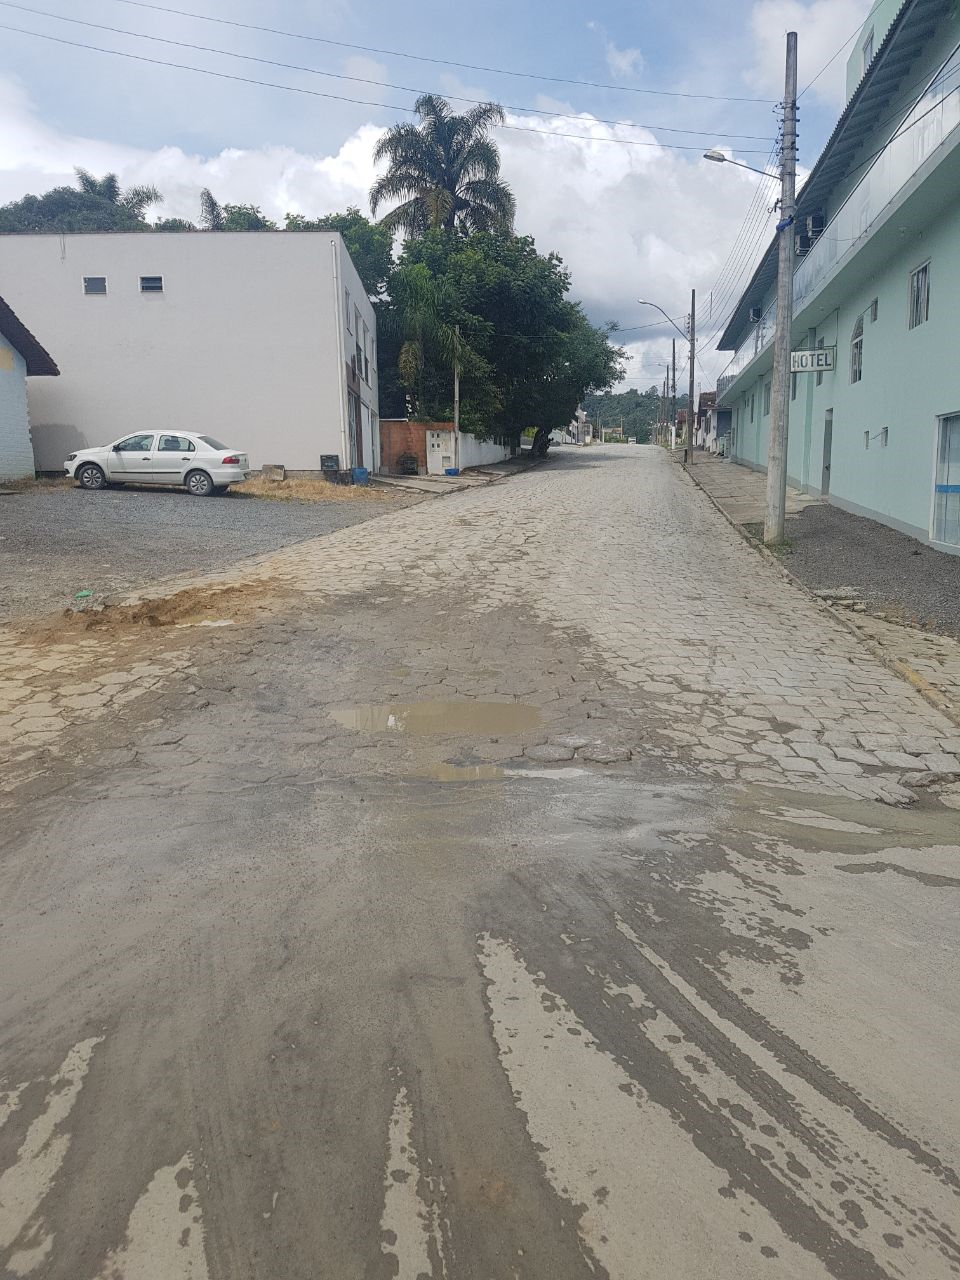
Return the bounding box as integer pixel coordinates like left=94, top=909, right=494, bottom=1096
left=681, top=462, right=960, bottom=729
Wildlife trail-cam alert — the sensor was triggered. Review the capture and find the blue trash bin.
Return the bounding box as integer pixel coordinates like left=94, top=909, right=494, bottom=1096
left=444, top=467, right=460, bottom=476
left=352, top=466, right=370, bottom=486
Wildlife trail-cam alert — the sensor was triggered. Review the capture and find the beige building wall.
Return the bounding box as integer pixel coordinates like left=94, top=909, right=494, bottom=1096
left=0, top=231, right=377, bottom=472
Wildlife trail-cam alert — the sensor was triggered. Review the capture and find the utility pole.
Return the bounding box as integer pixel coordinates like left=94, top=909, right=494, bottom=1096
left=765, top=31, right=798, bottom=545
left=671, top=340, right=677, bottom=450
left=453, top=324, right=461, bottom=471
left=685, top=289, right=696, bottom=465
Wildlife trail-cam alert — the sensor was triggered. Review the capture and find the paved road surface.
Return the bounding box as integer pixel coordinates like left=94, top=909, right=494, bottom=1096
left=1, top=446, right=958, bottom=1279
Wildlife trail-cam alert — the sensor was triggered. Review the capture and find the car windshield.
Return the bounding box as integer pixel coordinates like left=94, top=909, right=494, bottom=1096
left=198, top=436, right=230, bottom=451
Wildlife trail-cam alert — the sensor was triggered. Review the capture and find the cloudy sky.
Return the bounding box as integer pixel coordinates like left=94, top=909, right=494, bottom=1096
left=0, top=0, right=873, bottom=389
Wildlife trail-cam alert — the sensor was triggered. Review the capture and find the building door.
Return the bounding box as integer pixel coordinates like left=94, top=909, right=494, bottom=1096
left=821, top=409, right=833, bottom=497
left=933, top=414, right=960, bottom=546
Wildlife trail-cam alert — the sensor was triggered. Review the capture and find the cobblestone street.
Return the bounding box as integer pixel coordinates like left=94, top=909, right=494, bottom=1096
left=1, top=445, right=958, bottom=1279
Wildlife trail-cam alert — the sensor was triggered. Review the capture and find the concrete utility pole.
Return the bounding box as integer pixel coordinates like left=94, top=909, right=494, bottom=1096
left=685, top=289, right=696, bottom=464
left=765, top=31, right=799, bottom=545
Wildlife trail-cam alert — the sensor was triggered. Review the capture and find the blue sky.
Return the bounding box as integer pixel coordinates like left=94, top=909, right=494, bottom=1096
left=0, top=0, right=873, bottom=385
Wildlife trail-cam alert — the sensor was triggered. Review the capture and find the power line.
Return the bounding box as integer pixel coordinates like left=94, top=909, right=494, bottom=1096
left=798, top=0, right=886, bottom=99
left=98, top=0, right=775, bottom=104
left=0, top=22, right=774, bottom=152
left=0, top=1, right=775, bottom=142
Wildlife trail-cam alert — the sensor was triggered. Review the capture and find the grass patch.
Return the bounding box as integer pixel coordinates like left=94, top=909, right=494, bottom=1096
left=231, top=474, right=401, bottom=504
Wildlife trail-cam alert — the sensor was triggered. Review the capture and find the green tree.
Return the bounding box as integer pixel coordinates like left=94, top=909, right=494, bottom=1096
left=377, top=231, right=624, bottom=449
left=74, top=168, right=161, bottom=219
left=198, top=189, right=275, bottom=230
left=199, top=188, right=224, bottom=230
left=0, top=169, right=161, bottom=233
left=284, top=207, right=392, bottom=296
left=154, top=217, right=196, bottom=231
left=370, top=95, right=515, bottom=237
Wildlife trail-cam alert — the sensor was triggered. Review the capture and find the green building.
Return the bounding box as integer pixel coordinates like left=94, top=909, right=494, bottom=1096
left=717, top=0, right=960, bottom=553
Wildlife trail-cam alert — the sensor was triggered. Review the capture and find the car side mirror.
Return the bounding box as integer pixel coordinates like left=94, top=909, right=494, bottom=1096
left=112, top=444, right=121, bottom=452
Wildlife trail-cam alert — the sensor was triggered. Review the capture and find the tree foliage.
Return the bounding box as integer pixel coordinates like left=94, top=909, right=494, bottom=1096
left=377, top=231, right=624, bottom=450
left=583, top=386, right=689, bottom=444
left=370, top=95, right=515, bottom=238
left=285, top=207, right=392, bottom=296
left=0, top=169, right=160, bottom=233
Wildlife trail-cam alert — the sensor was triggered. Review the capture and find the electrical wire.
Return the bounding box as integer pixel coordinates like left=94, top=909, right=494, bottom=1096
left=100, top=0, right=776, bottom=104
left=798, top=0, right=886, bottom=99
left=0, top=1, right=775, bottom=142
left=0, top=21, right=776, bottom=152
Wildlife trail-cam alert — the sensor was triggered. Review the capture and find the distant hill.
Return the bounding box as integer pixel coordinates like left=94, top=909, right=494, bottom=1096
left=583, top=386, right=689, bottom=443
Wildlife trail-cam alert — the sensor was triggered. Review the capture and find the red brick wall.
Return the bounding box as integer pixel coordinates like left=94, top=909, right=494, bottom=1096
left=378, top=421, right=454, bottom=475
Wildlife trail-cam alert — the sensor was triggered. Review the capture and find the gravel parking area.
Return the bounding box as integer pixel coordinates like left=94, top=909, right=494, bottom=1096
left=775, top=503, right=960, bottom=637
left=0, top=483, right=417, bottom=622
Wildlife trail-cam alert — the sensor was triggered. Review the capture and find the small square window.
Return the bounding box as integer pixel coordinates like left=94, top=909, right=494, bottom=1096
left=83, top=276, right=107, bottom=295
left=140, top=275, right=163, bottom=293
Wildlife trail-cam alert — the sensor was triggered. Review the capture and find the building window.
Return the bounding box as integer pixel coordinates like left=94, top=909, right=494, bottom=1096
left=816, top=336, right=826, bottom=387
left=750, top=393, right=755, bottom=423
left=762, top=379, right=771, bottom=416
left=83, top=276, right=107, bottom=295
left=139, top=275, right=163, bottom=293
left=862, top=28, right=874, bottom=74
left=791, top=371, right=798, bottom=401
left=869, top=298, right=878, bottom=323
left=344, top=289, right=352, bottom=332
left=909, top=262, right=930, bottom=329
left=850, top=314, right=863, bottom=383
left=864, top=430, right=870, bottom=450
left=362, top=322, right=370, bottom=383
left=880, top=426, right=889, bottom=447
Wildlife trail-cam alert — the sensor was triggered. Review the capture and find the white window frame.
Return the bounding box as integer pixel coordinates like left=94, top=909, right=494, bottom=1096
left=909, top=261, right=930, bottom=330
left=850, top=314, right=864, bottom=384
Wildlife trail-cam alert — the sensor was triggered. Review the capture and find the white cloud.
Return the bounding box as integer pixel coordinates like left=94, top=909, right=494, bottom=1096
left=0, top=74, right=774, bottom=385
left=746, top=0, right=874, bottom=107
left=586, top=21, right=645, bottom=81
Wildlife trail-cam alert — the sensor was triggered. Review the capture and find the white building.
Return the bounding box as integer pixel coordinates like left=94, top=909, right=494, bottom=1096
left=0, top=295, right=58, bottom=481
left=0, top=231, right=378, bottom=474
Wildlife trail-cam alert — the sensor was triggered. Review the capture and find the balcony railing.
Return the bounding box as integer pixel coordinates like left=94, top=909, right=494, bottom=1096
left=719, top=40, right=960, bottom=393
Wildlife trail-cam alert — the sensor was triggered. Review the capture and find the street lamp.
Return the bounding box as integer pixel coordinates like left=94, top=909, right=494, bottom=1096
left=702, top=148, right=777, bottom=179
left=703, top=31, right=797, bottom=545
left=637, top=295, right=696, bottom=464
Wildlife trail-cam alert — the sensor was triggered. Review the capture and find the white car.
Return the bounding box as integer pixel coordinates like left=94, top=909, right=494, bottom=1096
left=65, top=432, right=250, bottom=497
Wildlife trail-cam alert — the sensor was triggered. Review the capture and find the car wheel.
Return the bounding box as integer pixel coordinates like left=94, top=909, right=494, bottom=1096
left=185, top=469, right=214, bottom=497
left=77, top=463, right=107, bottom=491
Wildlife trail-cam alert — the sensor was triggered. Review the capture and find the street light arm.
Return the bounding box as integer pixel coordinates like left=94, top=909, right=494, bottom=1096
left=635, top=299, right=688, bottom=342
left=702, top=149, right=777, bottom=179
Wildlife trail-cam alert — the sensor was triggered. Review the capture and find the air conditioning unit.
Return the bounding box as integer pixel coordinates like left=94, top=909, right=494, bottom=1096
left=807, top=212, right=825, bottom=238
left=795, top=232, right=812, bottom=256
left=749, top=305, right=763, bottom=322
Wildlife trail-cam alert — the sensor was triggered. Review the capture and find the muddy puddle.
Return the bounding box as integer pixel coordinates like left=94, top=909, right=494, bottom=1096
left=330, top=701, right=541, bottom=735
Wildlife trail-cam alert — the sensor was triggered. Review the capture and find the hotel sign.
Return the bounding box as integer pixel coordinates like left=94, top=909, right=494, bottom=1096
left=791, top=348, right=835, bottom=373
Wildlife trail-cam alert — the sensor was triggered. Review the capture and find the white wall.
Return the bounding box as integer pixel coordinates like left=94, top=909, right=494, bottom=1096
left=0, top=232, right=377, bottom=473
left=458, top=434, right=509, bottom=469
left=0, top=333, right=34, bottom=480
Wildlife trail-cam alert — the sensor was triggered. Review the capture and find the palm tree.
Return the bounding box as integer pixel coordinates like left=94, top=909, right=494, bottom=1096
left=370, top=95, right=515, bottom=237
left=74, top=168, right=162, bottom=219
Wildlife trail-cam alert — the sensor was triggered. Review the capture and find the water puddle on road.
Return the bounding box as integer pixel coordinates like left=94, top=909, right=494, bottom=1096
left=330, top=701, right=541, bottom=735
